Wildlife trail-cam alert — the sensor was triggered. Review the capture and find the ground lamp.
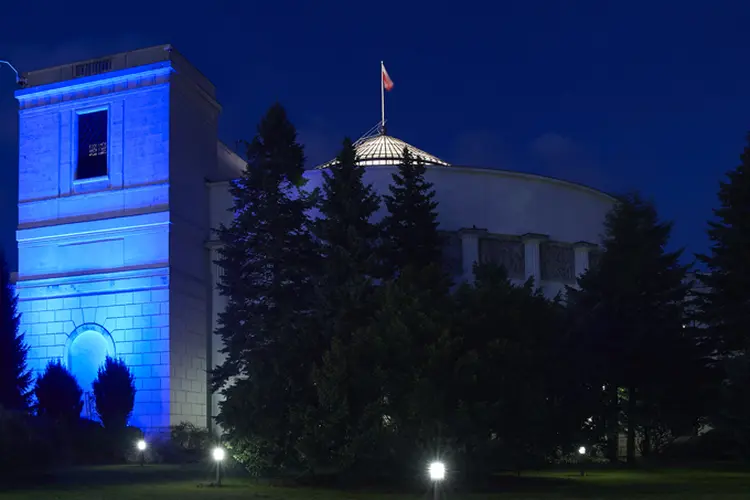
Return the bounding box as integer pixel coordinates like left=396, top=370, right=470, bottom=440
left=213, top=447, right=226, bottom=486
left=578, top=446, right=586, bottom=476
left=428, top=461, right=446, bottom=500
left=136, top=439, right=147, bottom=466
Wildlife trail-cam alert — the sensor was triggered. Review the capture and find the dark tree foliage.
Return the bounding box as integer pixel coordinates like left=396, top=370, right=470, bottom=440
left=312, top=137, right=381, bottom=338
left=301, top=138, right=382, bottom=472
left=0, top=409, right=56, bottom=483
left=713, top=353, right=750, bottom=459
left=449, top=263, right=571, bottom=475
left=697, top=133, right=750, bottom=355
left=211, top=103, right=319, bottom=473
left=307, top=265, right=453, bottom=479
left=697, top=133, right=750, bottom=452
left=34, top=360, right=83, bottom=425
left=315, top=138, right=381, bottom=281
left=567, top=193, right=696, bottom=462
left=0, top=252, right=32, bottom=411
left=381, top=147, right=443, bottom=276
left=92, top=356, right=136, bottom=430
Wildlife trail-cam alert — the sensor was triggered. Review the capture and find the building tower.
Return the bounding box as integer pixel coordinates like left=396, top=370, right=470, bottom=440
left=14, top=45, right=224, bottom=431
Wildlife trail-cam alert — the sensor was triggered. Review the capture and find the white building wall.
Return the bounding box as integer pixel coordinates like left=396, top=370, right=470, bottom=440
left=16, top=267, right=171, bottom=430
left=15, top=46, right=223, bottom=433
left=166, top=55, right=221, bottom=428
left=302, top=165, right=614, bottom=295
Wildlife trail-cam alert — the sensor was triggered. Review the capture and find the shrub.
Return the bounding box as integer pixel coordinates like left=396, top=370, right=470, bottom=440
left=152, top=422, right=214, bottom=464
left=92, top=357, right=136, bottom=431
left=0, top=409, right=56, bottom=484
left=34, top=360, right=82, bottom=426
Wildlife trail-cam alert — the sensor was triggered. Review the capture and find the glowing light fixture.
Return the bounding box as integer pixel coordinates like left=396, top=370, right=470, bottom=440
left=429, top=461, right=446, bottom=481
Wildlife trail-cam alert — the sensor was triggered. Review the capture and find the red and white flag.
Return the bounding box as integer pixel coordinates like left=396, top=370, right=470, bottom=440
left=382, top=63, right=394, bottom=91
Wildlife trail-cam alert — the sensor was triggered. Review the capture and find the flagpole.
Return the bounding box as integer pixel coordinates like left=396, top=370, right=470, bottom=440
left=380, top=60, right=385, bottom=134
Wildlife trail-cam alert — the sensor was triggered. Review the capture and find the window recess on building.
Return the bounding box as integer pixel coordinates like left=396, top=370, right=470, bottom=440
left=76, top=110, right=108, bottom=180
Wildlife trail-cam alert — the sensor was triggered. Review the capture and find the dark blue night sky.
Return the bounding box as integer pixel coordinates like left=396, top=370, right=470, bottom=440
left=2, top=0, right=750, bottom=269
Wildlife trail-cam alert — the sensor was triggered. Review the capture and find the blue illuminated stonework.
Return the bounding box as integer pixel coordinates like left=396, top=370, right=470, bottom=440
left=15, top=46, right=220, bottom=432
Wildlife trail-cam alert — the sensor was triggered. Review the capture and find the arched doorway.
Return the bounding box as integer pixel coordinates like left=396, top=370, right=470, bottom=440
left=65, top=323, right=116, bottom=418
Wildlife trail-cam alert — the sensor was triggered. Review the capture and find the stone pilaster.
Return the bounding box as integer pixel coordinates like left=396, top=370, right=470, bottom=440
left=458, top=227, right=488, bottom=283
left=573, top=241, right=598, bottom=278
left=522, top=233, right=549, bottom=286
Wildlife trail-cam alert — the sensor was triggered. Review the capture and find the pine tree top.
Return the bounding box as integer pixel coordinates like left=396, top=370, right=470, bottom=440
left=695, top=133, right=750, bottom=353
left=212, top=103, right=319, bottom=388
left=317, top=138, right=381, bottom=256
left=381, top=147, right=443, bottom=276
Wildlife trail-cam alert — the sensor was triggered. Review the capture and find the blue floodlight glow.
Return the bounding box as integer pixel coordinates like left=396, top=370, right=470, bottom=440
left=15, top=60, right=175, bottom=432
left=67, top=323, right=116, bottom=394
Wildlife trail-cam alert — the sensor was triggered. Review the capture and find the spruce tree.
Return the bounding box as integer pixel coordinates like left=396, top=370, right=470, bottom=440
left=0, top=252, right=31, bottom=411
left=381, top=147, right=442, bottom=276
left=211, top=103, right=319, bottom=472
left=697, top=133, right=750, bottom=453
left=451, top=263, right=568, bottom=475
left=567, top=193, right=693, bottom=463
left=304, top=138, right=382, bottom=471
left=313, top=137, right=381, bottom=331
left=697, top=133, right=750, bottom=355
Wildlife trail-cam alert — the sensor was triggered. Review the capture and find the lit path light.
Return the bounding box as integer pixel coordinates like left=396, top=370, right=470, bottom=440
left=136, top=439, right=147, bottom=466
left=428, top=461, right=446, bottom=500
left=578, top=446, right=587, bottom=476
left=213, top=447, right=226, bottom=486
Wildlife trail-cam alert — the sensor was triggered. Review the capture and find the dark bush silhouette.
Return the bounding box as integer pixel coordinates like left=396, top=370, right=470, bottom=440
left=0, top=409, right=56, bottom=484
left=0, top=251, right=32, bottom=412
left=92, top=356, right=136, bottom=431
left=34, top=360, right=82, bottom=425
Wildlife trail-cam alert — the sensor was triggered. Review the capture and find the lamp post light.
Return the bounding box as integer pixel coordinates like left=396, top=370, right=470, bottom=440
left=578, top=446, right=586, bottom=477
left=213, top=446, right=226, bottom=486
left=136, top=439, right=147, bottom=466
left=428, top=461, right=446, bottom=500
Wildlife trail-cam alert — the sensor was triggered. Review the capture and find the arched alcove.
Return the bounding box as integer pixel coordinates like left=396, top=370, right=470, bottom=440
left=65, top=323, right=116, bottom=394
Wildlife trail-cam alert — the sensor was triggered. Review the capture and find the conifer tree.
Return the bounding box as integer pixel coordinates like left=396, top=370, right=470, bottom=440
left=381, top=147, right=443, bottom=276
left=697, top=133, right=750, bottom=355
left=34, top=360, right=83, bottom=425
left=567, top=193, right=693, bottom=463
left=697, top=133, right=750, bottom=453
left=0, top=252, right=31, bottom=412
left=451, top=263, right=568, bottom=475
left=313, top=137, right=381, bottom=333
left=304, top=138, right=382, bottom=471
left=92, top=356, right=136, bottom=431
left=211, top=103, right=319, bottom=472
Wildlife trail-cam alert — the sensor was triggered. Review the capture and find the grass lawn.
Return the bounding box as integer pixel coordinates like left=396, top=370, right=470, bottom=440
left=2, top=464, right=750, bottom=499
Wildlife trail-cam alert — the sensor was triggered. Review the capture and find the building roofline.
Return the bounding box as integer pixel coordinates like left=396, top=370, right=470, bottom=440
left=219, top=163, right=617, bottom=203
left=15, top=44, right=216, bottom=104
left=446, top=164, right=618, bottom=202
left=19, top=44, right=180, bottom=78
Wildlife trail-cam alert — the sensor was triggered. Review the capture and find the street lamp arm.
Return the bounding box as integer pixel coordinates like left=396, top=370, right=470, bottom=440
left=0, top=60, right=22, bottom=83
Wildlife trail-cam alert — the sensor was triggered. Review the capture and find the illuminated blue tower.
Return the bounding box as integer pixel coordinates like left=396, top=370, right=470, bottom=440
left=14, top=46, right=222, bottom=431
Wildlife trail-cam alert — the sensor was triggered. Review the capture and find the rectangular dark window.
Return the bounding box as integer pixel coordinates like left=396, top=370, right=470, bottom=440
left=76, top=110, right=108, bottom=180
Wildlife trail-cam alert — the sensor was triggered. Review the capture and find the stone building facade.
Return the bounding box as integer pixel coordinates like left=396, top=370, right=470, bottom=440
left=13, top=45, right=615, bottom=432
